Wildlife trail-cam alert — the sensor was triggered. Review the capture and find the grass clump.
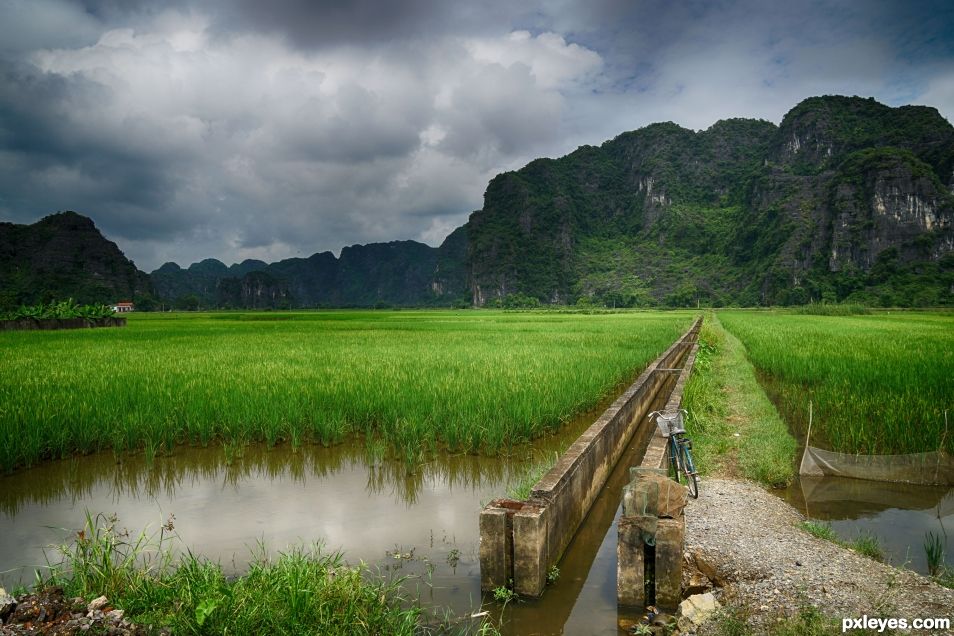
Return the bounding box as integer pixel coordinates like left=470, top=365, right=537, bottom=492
left=506, top=452, right=560, bottom=501
left=718, top=311, right=954, bottom=455
left=800, top=520, right=838, bottom=542
left=38, top=512, right=469, bottom=635
left=682, top=314, right=796, bottom=486
left=712, top=603, right=845, bottom=636
left=799, top=521, right=884, bottom=562
left=0, top=310, right=695, bottom=472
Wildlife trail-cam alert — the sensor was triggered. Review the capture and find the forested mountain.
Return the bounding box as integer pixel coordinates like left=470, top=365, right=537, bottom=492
left=4, top=96, right=952, bottom=309
left=464, top=95, right=954, bottom=307
left=0, top=212, right=154, bottom=308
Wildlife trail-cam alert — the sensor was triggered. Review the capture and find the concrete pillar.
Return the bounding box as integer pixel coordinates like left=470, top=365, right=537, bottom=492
left=655, top=518, right=685, bottom=610
left=513, top=505, right=547, bottom=597
left=617, top=515, right=655, bottom=606
left=479, top=507, right=513, bottom=591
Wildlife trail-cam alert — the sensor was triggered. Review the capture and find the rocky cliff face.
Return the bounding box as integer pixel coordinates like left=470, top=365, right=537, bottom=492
left=463, top=95, right=954, bottom=307
left=0, top=212, right=154, bottom=308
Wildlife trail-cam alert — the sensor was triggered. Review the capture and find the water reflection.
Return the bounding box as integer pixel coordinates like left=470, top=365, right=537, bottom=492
left=0, top=442, right=525, bottom=517
left=783, top=476, right=954, bottom=573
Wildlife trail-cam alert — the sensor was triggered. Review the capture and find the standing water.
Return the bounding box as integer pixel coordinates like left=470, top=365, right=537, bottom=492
left=0, top=402, right=657, bottom=635
left=782, top=476, right=954, bottom=574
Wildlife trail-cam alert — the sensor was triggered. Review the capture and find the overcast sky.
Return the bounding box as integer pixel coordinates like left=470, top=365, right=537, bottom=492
left=1, top=0, right=953, bottom=271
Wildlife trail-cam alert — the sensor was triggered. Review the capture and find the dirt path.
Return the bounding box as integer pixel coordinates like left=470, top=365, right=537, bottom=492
left=685, top=478, right=954, bottom=635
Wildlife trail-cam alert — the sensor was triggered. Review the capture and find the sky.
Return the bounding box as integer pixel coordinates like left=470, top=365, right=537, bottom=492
left=1, top=0, right=953, bottom=271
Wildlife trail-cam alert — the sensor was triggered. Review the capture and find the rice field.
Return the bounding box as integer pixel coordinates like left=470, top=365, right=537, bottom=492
left=718, top=311, right=954, bottom=455
left=0, top=310, right=694, bottom=472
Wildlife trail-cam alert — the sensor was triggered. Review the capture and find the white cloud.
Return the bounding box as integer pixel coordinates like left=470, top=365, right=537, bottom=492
left=9, top=15, right=605, bottom=269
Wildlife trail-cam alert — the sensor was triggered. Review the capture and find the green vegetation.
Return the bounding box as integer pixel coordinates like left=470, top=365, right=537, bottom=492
left=0, top=309, right=693, bottom=472
left=506, top=451, right=560, bottom=501
left=799, top=521, right=884, bottom=562
left=800, top=520, right=839, bottom=542
left=0, top=298, right=116, bottom=321
left=712, top=603, right=840, bottom=636
left=38, top=512, right=473, bottom=635
left=682, top=315, right=797, bottom=486
left=792, top=302, right=870, bottom=316
left=718, top=311, right=954, bottom=455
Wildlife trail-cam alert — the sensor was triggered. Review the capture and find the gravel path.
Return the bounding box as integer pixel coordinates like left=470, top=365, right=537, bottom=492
left=684, top=478, right=954, bottom=635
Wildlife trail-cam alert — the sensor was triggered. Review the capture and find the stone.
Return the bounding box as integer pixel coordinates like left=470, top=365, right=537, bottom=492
left=88, top=595, right=108, bottom=612
left=0, top=588, right=16, bottom=624
left=676, top=592, right=721, bottom=632
left=107, top=608, right=125, bottom=621
left=684, top=570, right=712, bottom=596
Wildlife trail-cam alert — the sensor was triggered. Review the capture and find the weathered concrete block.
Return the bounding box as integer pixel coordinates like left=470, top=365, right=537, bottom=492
left=655, top=518, right=685, bottom=610
left=617, top=516, right=651, bottom=606
left=513, top=505, right=548, bottom=597
left=479, top=507, right=512, bottom=591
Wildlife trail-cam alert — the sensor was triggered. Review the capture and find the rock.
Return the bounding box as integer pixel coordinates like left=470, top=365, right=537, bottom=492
left=684, top=569, right=713, bottom=596
left=88, top=595, right=109, bottom=612
left=0, top=589, right=15, bottom=624
left=677, top=592, right=721, bottom=632
left=107, top=608, right=125, bottom=621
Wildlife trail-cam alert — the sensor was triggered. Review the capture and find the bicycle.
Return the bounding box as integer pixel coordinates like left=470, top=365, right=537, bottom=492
left=648, top=409, right=699, bottom=499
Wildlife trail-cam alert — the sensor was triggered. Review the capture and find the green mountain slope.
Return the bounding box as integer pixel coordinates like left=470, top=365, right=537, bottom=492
left=466, top=95, right=954, bottom=307
left=0, top=212, right=154, bottom=308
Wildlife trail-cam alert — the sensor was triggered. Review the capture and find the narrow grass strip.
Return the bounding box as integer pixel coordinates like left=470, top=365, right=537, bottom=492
left=683, top=315, right=797, bottom=487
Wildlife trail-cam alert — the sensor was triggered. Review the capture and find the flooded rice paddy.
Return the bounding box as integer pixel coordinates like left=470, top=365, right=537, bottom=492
left=0, top=392, right=659, bottom=635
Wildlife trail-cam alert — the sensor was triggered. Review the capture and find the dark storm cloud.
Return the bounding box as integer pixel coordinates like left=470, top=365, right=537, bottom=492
left=1, top=0, right=952, bottom=270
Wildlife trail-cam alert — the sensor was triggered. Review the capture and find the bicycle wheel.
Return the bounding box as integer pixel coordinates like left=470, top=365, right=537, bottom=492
left=667, top=438, right=681, bottom=484
left=677, top=442, right=699, bottom=499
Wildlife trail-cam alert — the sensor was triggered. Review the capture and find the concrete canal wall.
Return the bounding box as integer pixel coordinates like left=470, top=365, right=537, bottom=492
left=479, top=317, right=702, bottom=597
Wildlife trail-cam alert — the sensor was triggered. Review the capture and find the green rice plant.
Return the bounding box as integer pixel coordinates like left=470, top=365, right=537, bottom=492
left=0, top=310, right=695, bottom=472
left=793, top=303, right=870, bottom=316
left=507, top=451, right=560, bottom=501
left=718, top=311, right=954, bottom=455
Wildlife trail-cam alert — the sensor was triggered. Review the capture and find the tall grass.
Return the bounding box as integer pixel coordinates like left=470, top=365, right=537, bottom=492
left=682, top=316, right=797, bottom=486
left=0, top=310, right=694, bottom=472
left=718, top=311, right=954, bottom=455
left=41, top=513, right=433, bottom=635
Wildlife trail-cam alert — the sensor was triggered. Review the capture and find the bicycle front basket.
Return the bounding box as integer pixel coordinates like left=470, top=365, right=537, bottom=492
left=654, top=411, right=686, bottom=438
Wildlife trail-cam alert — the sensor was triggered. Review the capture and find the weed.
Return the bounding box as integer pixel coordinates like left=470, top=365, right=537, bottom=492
left=493, top=585, right=516, bottom=604
left=547, top=565, right=560, bottom=584
left=924, top=531, right=945, bottom=576
left=851, top=532, right=883, bottom=562
left=801, top=521, right=838, bottom=542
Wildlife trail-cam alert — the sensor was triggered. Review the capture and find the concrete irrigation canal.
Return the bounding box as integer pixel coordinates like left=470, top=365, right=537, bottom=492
left=0, top=317, right=704, bottom=634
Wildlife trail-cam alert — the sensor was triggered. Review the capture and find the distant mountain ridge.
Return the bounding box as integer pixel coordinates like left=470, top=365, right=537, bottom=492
left=3, top=95, right=952, bottom=309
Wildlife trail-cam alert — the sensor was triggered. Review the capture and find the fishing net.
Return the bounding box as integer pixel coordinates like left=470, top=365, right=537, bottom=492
left=799, top=446, right=954, bottom=486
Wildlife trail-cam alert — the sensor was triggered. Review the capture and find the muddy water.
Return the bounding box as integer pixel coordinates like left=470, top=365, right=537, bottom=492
left=0, top=375, right=671, bottom=635
left=782, top=476, right=954, bottom=573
